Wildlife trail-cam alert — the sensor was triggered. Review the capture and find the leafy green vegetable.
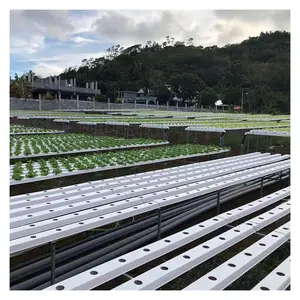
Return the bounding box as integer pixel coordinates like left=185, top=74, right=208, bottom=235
left=11, top=144, right=227, bottom=181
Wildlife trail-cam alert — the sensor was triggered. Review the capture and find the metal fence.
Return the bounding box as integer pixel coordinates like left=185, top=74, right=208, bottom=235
left=10, top=98, right=207, bottom=112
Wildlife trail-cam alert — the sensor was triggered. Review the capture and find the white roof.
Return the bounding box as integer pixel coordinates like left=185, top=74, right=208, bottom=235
left=173, top=96, right=182, bottom=102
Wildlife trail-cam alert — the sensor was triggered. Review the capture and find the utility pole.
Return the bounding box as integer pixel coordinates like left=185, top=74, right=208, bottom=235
left=241, top=88, right=248, bottom=113
left=241, top=88, right=244, bottom=113
left=198, top=93, right=202, bottom=112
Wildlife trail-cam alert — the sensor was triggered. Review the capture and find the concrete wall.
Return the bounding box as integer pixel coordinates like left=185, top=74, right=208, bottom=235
left=10, top=97, right=209, bottom=112
left=123, top=92, right=137, bottom=99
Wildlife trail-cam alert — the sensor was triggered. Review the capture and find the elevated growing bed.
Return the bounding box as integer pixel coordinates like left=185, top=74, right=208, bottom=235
left=10, top=116, right=290, bottom=156
left=10, top=147, right=229, bottom=195
left=10, top=133, right=168, bottom=163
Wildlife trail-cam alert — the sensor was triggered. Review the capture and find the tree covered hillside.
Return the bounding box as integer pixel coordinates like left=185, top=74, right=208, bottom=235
left=60, top=31, right=290, bottom=114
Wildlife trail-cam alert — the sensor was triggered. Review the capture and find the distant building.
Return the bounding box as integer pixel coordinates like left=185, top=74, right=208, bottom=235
left=10, top=71, right=101, bottom=101
left=117, top=89, right=157, bottom=104
left=215, top=99, right=232, bottom=112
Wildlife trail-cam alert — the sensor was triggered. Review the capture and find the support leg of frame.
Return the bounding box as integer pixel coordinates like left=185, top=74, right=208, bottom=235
left=217, top=190, right=221, bottom=215
left=260, top=176, right=264, bottom=198
left=241, top=134, right=247, bottom=155
left=50, top=242, right=56, bottom=285
left=247, top=137, right=250, bottom=154
left=157, top=209, right=162, bottom=241
left=123, top=273, right=134, bottom=280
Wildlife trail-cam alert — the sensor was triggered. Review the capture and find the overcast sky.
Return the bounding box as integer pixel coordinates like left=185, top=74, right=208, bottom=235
left=10, top=10, right=290, bottom=78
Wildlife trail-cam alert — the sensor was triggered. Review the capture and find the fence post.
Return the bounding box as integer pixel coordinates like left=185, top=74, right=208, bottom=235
left=167, top=101, right=169, bottom=110
left=176, top=102, right=178, bottom=111
left=39, top=99, right=41, bottom=111
left=76, top=95, right=79, bottom=111
left=108, top=98, right=110, bottom=109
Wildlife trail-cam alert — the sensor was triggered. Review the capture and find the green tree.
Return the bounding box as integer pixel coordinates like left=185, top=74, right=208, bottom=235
left=167, top=73, right=206, bottom=100
left=154, top=86, right=172, bottom=104
left=223, top=89, right=242, bottom=105
left=10, top=73, right=32, bottom=99
left=59, top=31, right=290, bottom=113
left=200, top=91, right=219, bottom=106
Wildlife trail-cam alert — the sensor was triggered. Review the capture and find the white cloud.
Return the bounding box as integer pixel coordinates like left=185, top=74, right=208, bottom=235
left=29, top=51, right=105, bottom=77
left=10, top=10, right=290, bottom=78
left=19, top=51, right=105, bottom=63
left=10, top=35, right=45, bottom=54
left=10, top=10, right=74, bottom=40
left=91, top=10, right=216, bottom=46
left=10, top=10, right=74, bottom=56
left=211, top=10, right=290, bottom=45
left=10, top=10, right=291, bottom=50
left=69, top=11, right=99, bottom=35
left=90, top=10, right=290, bottom=47
left=33, top=62, right=64, bottom=77
left=71, top=36, right=101, bottom=46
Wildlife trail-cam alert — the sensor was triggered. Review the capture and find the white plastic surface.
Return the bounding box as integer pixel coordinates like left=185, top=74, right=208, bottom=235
left=10, top=160, right=290, bottom=252
left=113, top=212, right=290, bottom=290
left=252, top=257, right=290, bottom=290
left=44, top=188, right=289, bottom=291
left=184, top=222, right=290, bottom=290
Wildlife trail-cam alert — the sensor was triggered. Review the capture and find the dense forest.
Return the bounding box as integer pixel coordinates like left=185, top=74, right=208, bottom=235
left=60, top=31, right=290, bottom=114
